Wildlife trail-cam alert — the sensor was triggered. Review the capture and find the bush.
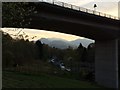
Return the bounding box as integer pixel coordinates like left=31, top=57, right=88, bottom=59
left=3, top=51, right=15, bottom=68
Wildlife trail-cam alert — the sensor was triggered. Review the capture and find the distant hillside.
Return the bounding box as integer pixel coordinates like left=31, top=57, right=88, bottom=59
left=71, top=39, right=94, bottom=48
left=39, top=38, right=94, bottom=49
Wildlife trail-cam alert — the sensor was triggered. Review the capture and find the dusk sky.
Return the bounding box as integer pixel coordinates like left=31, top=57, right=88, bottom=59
left=59, top=0, right=119, bottom=17
left=2, top=0, right=119, bottom=41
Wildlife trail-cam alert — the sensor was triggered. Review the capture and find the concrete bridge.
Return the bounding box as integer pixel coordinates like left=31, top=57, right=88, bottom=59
left=4, top=1, right=120, bottom=88
left=28, top=2, right=120, bottom=88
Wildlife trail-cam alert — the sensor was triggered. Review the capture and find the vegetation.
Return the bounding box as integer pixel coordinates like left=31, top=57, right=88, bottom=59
left=2, top=2, right=36, bottom=27
left=3, top=71, right=101, bottom=88
left=2, top=32, right=40, bottom=68
left=2, top=30, right=96, bottom=88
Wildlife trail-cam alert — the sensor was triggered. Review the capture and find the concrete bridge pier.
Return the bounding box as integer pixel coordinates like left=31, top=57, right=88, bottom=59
left=95, top=39, right=119, bottom=88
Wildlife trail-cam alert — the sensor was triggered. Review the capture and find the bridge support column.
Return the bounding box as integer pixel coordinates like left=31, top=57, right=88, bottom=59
left=95, top=39, right=118, bottom=88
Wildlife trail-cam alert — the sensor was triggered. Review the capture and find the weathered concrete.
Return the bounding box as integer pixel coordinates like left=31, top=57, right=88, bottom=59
left=95, top=39, right=118, bottom=88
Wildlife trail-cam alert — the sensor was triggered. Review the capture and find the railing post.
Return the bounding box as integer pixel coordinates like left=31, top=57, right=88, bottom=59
left=62, top=2, right=64, bottom=7
left=79, top=7, right=80, bottom=11
left=109, top=15, right=111, bottom=18
left=53, top=0, right=54, bottom=4
left=99, top=12, right=100, bottom=16
left=104, top=13, right=106, bottom=17
left=86, top=9, right=88, bottom=13
left=71, top=5, right=72, bottom=9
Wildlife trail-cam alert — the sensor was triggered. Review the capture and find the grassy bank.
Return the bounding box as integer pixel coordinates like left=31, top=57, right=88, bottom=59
left=2, top=70, right=102, bottom=88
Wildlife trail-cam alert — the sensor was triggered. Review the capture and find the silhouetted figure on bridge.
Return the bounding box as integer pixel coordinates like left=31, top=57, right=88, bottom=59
left=93, top=4, right=97, bottom=14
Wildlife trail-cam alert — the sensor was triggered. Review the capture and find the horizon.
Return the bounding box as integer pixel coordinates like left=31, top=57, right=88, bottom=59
left=1, top=28, right=95, bottom=48
left=1, top=28, right=85, bottom=41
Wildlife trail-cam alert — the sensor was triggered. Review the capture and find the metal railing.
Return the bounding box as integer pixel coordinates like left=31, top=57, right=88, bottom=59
left=39, top=0, right=120, bottom=20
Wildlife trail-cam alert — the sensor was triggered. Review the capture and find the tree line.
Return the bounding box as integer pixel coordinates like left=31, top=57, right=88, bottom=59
left=2, top=31, right=95, bottom=67
left=2, top=31, right=95, bottom=81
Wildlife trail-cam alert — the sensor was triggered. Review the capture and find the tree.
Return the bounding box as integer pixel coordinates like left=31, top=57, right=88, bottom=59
left=76, top=43, right=84, bottom=61
left=36, top=40, right=43, bottom=59
left=2, top=31, right=41, bottom=68
left=81, top=47, right=87, bottom=62
left=3, top=50, right=15, bottom=68
left=2, top=2, right=36, bottom=27
left=86, top=43, right=95, bottom=63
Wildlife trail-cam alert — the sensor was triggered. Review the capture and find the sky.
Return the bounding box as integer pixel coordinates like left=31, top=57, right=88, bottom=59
left=59, top=0, right=119, bottom=17
left=2, top=0, right=119, bottom=41
left=1, top=28, right=83, bottom=41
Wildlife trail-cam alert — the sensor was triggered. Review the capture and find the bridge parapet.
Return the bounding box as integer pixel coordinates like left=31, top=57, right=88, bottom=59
left=39, top=0, right=119, bottom=20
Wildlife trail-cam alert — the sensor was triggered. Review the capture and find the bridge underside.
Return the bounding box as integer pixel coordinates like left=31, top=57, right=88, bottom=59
left=3, top=2, right=120, bottom=88
left=25, top=2, right=120, bottom=41
left=28, top=15, right=119, bottom=41
left=4, top=2, right=119, bottom=41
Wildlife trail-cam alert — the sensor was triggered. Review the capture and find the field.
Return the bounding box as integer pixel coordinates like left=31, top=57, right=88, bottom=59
left=2, top=70, right=102, bottom=88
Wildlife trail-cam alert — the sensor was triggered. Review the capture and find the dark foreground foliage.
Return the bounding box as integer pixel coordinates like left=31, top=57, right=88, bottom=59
left=2, top=31, right=96, bottom=88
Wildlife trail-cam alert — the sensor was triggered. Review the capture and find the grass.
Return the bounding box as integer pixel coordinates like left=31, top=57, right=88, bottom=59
left=2, top=70, right=103, bottom=88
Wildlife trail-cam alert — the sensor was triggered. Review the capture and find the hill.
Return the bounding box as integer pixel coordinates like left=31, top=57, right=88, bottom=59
left=39, top=38, right=94, bottom=49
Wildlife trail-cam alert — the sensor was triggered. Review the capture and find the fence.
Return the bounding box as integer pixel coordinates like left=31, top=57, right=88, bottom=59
left=38, top=0, right=119, bottom=20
